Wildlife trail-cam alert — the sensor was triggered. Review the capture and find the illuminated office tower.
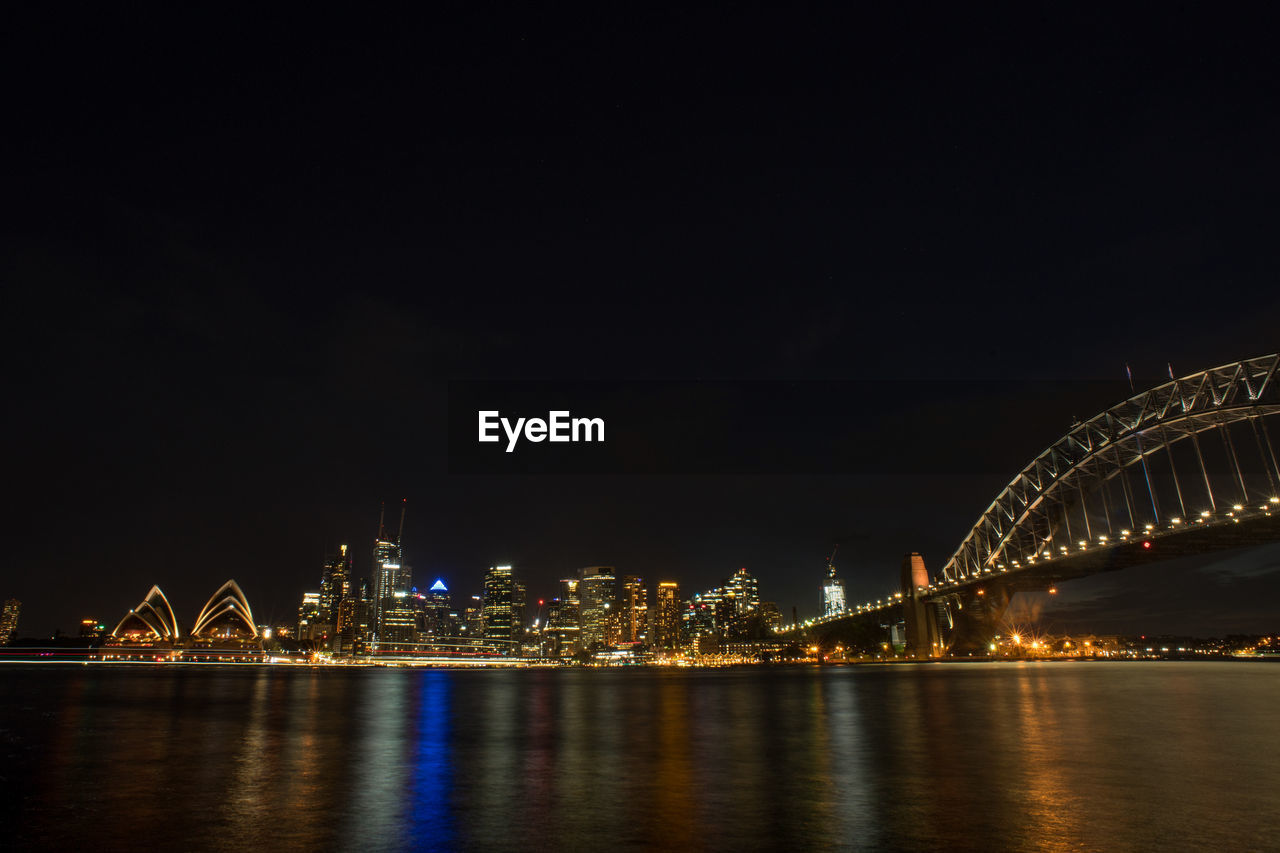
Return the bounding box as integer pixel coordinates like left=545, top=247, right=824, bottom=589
left=319, top=544, right=351, bottom=623
left=463, top=595, right=485, bottom=641
left=298, top=592, right=322, bottom=642
left=546, top=577, right=581, bottom=656
left=380, top=588, right=418, bottom=650
left=416, top=579, right=456, bottom=642
left=483, top=565, right=518, bottom=652
left=513, top=579, right=527, bottom=640
left=684, top=591, right=718, bottom=640
left=653, top=582, right=680, bottom=650
left=618, top=575, right=648, bottom=644
left=822, top=560, right=846, bottom=617
left=578, top=567, right=616, bottom=650
left=758, top=602, right=782, bottom=631
left=0, top=599, right=19, bottom=643
left=371, top=501, right=408, bottom=643
left=723, top=567, right=760, bottom=614
left=347, top=577, right=374, bottom=652
left=335, top=597, right=358, bottom=654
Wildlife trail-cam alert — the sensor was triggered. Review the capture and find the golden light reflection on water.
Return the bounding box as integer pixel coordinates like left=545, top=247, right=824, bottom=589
left=8, top=663, right=1280, bottom=851
left=652, top=675, right=694, bottom=848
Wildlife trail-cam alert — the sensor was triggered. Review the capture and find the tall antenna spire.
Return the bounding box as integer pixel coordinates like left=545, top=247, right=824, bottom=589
left=397, top=498, right=406, bottom=546
left=377, top=501, right=386, bottom=540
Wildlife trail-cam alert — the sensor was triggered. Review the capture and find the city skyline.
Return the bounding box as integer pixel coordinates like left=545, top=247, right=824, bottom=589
left=10, top=349, right=1280, bottom=640
left=12, top=495, right=1279, bottom=647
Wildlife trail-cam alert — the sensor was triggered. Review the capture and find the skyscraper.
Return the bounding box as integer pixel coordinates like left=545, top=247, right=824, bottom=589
left=1, top=599, right=20, bottom=644
left=416, top=578, right=457, bottom=645
left=618, top=575, right=648, bottom=644
left=482, top=565, right=518, bottom=652
left=380, top=589, right=418, bottom=650
left=578, top=567, right=616, bottom=650
left=298, top=591, right=322, bottom=642
left=822, top=560, right=846, bottom=617
left=319, top=544, right=351, bottom=624
left=723, top=567, right=760, bottom=614
left=546, top=577, right=581, bottom=657
left=371, top=501, right=409, bottom=645
left=684, top=590, right=718, bottom=640
left=335, top=597, right=359, bottom=655
left=513, top=578, right=527, bottom=642
left=654, top=582, right=680, bottom=650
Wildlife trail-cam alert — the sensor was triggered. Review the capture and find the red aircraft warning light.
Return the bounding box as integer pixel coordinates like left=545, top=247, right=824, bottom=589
left=1142, top=540, right=1152, bottom=549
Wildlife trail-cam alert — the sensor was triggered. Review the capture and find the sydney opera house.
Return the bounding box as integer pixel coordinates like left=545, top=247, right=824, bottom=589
left=104, top=579, right=262, bottom=661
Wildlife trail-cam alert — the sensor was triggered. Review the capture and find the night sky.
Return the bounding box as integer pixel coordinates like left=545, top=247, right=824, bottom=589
left=6, top=6, right=1279, bottom=637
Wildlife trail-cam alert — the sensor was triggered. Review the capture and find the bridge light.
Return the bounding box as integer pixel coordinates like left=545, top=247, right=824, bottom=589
left=1234, top=504, right=1244, bottom=511
left=1200, top=511, right=1211, bottom=517
left=1271, top=497, right=1279, bottom=503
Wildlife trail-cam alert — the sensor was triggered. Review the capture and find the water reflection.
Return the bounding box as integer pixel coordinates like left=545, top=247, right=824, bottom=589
left=2, top=663, right=1279, bottom=850
left=408, top=670, right=454, bottom=849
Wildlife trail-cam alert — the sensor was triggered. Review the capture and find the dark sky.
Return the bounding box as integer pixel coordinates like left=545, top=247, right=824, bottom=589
left=5, top=6, right=1279, bottom=636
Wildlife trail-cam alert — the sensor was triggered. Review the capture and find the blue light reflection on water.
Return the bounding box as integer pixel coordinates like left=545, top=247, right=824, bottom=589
left=408, top=670, right=455, bottom=850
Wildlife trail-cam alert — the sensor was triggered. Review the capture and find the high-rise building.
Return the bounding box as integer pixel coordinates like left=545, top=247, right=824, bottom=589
left=1, top=599, right=20, bottom=644
left=335, top=597, right=359, bottom=654
left=371, top=501, right=410, bottom=644
left=578, top=567, right=616, bottom=650
left=823, top=560, right=846, bottom=617
left=758, top=602, right=782, bottom=631
left=546, top=577, right=581, bottom=657
left=298, top=591, right=322, bottom=642
left=618, top=575, right=648, bottom=644
left=462, top=595, right=485, bottom=642
left=513, top=579, right=527, bottom=640
left=345, top=577, right=374, bottom=653
left=654, top=582, right=681, bottom=650
left=723, top=567, right=760, bottom=614
left=482, top=565, right=518, bottom=652
left=319, top=544, right=351, bottom=624
left=380, top=589, right=418, bottom=649
left=415, top=578, right=457, bottom=645
left=683, top=591, right=718, bottom=640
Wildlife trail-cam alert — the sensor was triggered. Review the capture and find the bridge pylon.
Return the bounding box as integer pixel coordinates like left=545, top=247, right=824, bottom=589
left=901, top=553, right=942, bottom=658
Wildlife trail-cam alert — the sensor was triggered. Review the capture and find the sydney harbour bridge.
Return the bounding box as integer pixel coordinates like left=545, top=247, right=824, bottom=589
left=792, top=352, right=1280, bottom=657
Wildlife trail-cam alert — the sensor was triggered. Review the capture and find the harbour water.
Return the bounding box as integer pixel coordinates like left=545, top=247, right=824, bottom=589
left=2, top=662, right=1277, bottom=851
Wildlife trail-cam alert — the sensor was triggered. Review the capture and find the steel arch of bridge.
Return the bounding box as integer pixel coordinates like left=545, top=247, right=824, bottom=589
left=939, top=353, right=1280, bottom=584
